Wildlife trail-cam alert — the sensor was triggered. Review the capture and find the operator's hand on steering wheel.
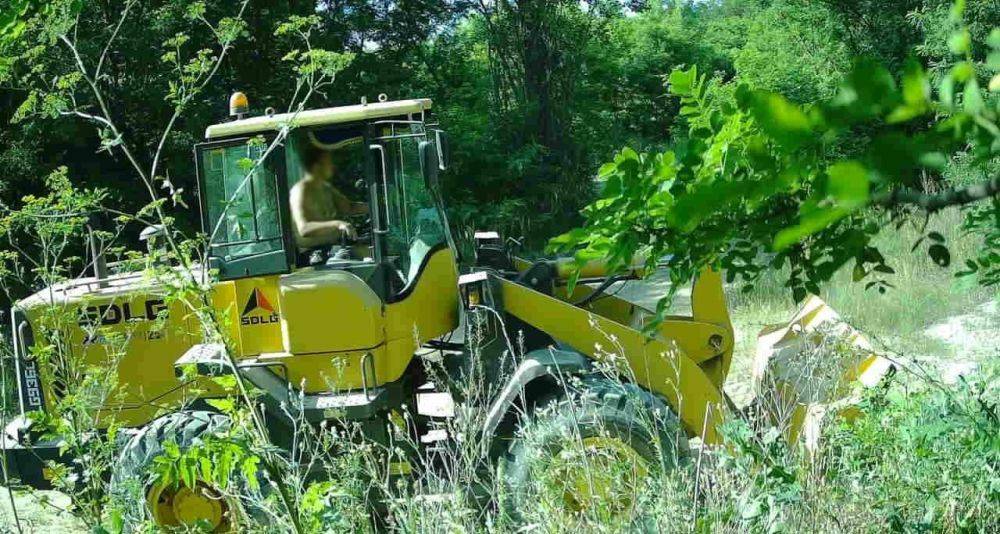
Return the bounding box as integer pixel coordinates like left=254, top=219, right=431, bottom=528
left=333, top=221, right=357, bottom=242
left=350, top=215, right=373, bottom=242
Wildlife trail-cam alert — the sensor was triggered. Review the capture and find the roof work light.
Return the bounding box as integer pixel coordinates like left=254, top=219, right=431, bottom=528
left=229, top=92, right=249, bottom=118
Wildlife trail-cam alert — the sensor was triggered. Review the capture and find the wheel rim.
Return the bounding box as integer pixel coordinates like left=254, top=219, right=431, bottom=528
left=146, top=481, right=232, bottom=532
left=545, top=435, right=650, bottom=515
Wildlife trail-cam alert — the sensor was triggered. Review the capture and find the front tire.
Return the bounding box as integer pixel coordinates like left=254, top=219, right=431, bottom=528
left=502, top=377, right=689, bottom=523
left=112, top=410, right=244, bottom=532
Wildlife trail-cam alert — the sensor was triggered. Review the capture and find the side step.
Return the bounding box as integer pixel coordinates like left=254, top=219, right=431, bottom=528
left=174, top=343, right=395, bottom=422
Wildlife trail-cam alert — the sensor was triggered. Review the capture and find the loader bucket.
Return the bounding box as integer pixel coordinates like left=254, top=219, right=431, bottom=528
left=751, top=295, right=894, bottom=454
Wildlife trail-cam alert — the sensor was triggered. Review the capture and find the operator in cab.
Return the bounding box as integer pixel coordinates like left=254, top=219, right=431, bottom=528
left=290, top=147, right=369, bottom=262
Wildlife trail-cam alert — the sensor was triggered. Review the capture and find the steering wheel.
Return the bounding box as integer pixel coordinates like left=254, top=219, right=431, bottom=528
left=320, top=216, right=372, bottom=264
left=350, top=214, right=373, bottom=244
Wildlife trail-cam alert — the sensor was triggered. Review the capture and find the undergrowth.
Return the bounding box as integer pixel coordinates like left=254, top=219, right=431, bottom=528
left=3, top=247, right=997, bottom=534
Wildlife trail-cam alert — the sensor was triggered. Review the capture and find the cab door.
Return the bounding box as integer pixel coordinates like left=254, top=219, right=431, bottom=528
left=368, top=121, right=460, bottom=384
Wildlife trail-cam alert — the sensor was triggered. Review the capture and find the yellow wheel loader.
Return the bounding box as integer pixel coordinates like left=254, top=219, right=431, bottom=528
left=1, top=95, right=739, bottom=530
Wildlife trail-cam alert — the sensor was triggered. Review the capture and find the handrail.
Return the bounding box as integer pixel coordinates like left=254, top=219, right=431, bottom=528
left=369, top=144, right=392, bottom=230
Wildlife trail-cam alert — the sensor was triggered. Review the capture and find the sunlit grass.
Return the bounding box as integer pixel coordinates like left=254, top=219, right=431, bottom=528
left=727, top=208, right=998, bottom=390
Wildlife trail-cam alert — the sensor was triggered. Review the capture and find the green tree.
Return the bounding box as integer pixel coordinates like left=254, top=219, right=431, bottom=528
left=734, top=0, right=851, bottom=103
left=553, top=2, right=1000, bottom=303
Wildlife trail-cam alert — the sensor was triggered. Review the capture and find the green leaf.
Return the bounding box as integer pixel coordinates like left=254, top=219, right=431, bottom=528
left=918, top=151, right=948, bottom=169
left=211, top=375, right=238, bottom=390
left=597, top=162, right=616, bottom=179
left=241, top=456, right=260, bottom=490
left=901, top=61, right=929, bottom=105
left=950, top=0, right=966, bottom=22
left=547, top=227, right=588, bottom=250
left=836, top=60, right=897, bottom=115
left=668, top=66, right=696, bottom=97
left=827, top=161, right=870, bottom=209
left=206, top=398, right=235, bottom=414
left=180, top=460, right=195, bottom=489
left=199, top=456, right=213, bottom=482
left=774, top=205, right=849, bottom=251
left=852, top=263, right=866, bottom=282
left=792, top=285, right=807, bottom=303
left=952, top=62, right=974, bottom=83
left=988, top=29, right=1000, bottom=49
left=929, top=244, right=951, bottom=267
left=948, top=30, right=971, bottom=55
left=747, top=92, right=812, bottom=149
left=963, top=79, right=984, bottom=113
left=957, top=259, right=980, bottom=277
left=940, top=74, right=956, bottom=107
left=874, top=264, right=896, bottom=275
left=889, top=59, right=931, bottom=123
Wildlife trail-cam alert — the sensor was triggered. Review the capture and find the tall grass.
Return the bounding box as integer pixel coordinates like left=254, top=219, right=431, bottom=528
left=3, top=207, right=997, bottom=532
left=1, top=336, right=15, bottom=421
left=290, top=353, right=999, bottom=533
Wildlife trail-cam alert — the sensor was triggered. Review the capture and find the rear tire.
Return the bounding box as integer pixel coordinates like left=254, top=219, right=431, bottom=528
left=502, top=377, right=689, bottom=523
left=111, top=410, right=247, bottom=532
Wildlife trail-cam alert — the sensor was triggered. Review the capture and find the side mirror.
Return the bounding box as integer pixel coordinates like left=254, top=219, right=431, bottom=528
left=419, top=140, right=440, bottom=187
left=434, top=130, right=450, bottom=171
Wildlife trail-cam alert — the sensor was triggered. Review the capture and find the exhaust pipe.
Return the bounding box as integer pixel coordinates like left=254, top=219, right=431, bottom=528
left=87, top=221, right=108, bottom=289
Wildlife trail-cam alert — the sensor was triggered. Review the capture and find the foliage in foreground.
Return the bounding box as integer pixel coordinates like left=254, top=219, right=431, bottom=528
left=0, top=2, right=996, bottom=533
left=277, top=360, right=1000, bottom=533
left=553, top=2, right=1000, bottom=307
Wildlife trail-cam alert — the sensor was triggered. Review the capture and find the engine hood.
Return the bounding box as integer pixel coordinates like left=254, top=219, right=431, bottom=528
left=14, top=264, right=208, bottom=311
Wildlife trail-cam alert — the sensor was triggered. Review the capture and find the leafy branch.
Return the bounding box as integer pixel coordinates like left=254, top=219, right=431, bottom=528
left=0, top=4, right=349, bottom=532
left=553, top=2, right=1000, bottom=301
left=874, top=175, right=1000, bottom=210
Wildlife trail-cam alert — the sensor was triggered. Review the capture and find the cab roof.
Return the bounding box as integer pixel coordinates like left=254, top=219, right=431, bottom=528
left=205, top=98, right=433, bottom=140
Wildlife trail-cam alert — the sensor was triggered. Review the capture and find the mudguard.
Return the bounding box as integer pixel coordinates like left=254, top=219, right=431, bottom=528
left=481, top=348, right=591, bottom=441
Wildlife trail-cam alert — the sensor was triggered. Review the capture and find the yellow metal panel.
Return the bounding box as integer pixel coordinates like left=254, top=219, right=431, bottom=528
left=383, top=248, right=460, bottom=382
left=278, top=269, right=385, bottom=354
left=231, top=277, right=284, bottom=356
left=499, top=279, right=729, bottom=445
left=25, top=291, right=222, bottom=428
left=690, top=269, right=735, bottom=387
left=210, top=281, right=241, bottom=353
left=385, top=247, right=460, bottom=341
left=555, top=284, right=732, bottom=366
left=256, top=348, right=385, bottom=393
left=553, top=285, right=637, bottom=325
left=691, top=269, right=731, bottom=327
left=753, top=295, right=895, bottom=453
left=553, top=256, right=648, bottom=279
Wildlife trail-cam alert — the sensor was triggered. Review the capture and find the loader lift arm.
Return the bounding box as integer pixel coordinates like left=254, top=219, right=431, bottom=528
left=479, top=265, right=734, bottom=445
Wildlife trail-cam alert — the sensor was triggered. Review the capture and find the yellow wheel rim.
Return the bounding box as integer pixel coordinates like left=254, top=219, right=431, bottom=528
left=545, top=435, right=650, bottom=516
left=146, top=481, right=232, bottom=532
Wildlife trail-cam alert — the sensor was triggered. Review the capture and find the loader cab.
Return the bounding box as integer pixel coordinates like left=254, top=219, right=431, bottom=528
left=195, top=98, right=454, bottom=302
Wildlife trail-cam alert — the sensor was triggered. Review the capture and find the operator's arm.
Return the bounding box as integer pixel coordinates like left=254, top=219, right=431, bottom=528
left=330, top=185, right=370, bottom=216
left=290, top=181, right=356, bottom=242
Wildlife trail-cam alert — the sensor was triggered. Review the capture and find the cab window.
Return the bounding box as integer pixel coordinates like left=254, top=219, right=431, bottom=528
left=199, top=140, right=289, bottom=278
left=374, top=122, right=447, bottom=290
